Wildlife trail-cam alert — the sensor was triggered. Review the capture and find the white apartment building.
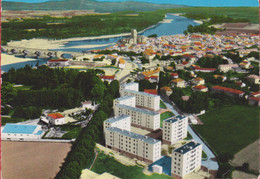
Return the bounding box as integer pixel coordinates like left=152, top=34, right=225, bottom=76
left=121, top=89, right=160, bottom=111
left=105, top=127, right=161, bottom=163
left=162, top=115, right=188, bottom=145
left=120, top=82, right=139, bottom=96
left=171, top=141, right=202, bottom=179
left=114, top=104, right=160, bottom=131
left=113, top=96, right=136, bottom=108
left=103, top=115, right=131, bottom=136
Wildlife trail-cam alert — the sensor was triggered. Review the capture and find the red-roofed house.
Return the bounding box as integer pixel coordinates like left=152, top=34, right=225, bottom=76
left=248, top=97, right=260, bottom=106
left=191, top=77, right=205, bottom=86
left=211, top=86, right=244, bottom=98
left=47, top=113, right=65, bottom=125
left=170, top=73, right=179, bottom=79
left=99, top=75, right=116, bottom=83
left=47, top=59, right=70, bottom=67
left=144, top=89, right=158, bottom=95
left=192, top=85, right=208, bottom=92
left=160, top=86, right=173, bottom=96
left=246, top=75, right=260, bottom=84
left=195, top=68, right=216, bottom=73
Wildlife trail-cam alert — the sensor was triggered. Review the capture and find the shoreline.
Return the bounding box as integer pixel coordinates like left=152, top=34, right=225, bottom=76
left=6, top=13, right=201, bottom=51
left=1, top=53, right=38, bottom=66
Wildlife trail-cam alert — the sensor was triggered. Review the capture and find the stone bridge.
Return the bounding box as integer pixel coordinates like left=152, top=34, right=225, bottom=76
left=1, top=45, right=85, bottom=59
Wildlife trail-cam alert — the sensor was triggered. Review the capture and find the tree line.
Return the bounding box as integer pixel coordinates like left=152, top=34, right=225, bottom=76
left=55, top=80, right=119, bottom=179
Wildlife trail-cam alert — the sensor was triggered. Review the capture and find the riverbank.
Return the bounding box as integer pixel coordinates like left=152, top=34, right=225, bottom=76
left=1, top=53, right=38, bottom=66
left=170, top=13, right=203, bottom=24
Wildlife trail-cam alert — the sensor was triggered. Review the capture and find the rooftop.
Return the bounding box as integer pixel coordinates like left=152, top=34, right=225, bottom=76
left=106, top=127, right=161, bottom=144
left=105, top=115, right=130, bottom=124
left=174, top=141, right=201, bottom=154
left=115, top=96, right=135, bottom=101
left=123, top=89, right=159, bottom=98
left=116, top=104, right=159, bottom=116
left=2, top=123, right=39, bottom=134
left=164, top=115, right=187, bottom=123
left=212, top=86, right=244, bottom=95
left=144, top=89, right=158, bottom=95
left=47, top=113, right=64, bottom=119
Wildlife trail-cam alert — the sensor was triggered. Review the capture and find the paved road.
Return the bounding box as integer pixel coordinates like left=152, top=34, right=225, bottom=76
left=160, top=97, right=219, bottom=170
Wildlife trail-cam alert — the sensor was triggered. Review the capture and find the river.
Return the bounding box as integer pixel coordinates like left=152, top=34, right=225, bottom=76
left=1, top=14, right=198, bottom=71
left=51, top=14, right=199, bottom=52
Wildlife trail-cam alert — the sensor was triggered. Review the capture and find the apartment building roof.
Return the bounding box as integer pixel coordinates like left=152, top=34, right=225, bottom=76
left=121, top=82, right=138, bottom=89
left=123, top=89, right=159, bottom=98
left=106, top=127, right=161, bottom=144
left=164, top=115, right=187, bottom=123
left=114, top=96, right=135, bottom=101
left=105, top=115, right=130, bottom=124
left=116, top=104, right=159, bottom=116
left=174, top=141, right=201, bottom=154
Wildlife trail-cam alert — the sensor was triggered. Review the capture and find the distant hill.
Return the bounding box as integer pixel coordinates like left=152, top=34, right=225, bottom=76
left=2, top=0, right=187, bottom=12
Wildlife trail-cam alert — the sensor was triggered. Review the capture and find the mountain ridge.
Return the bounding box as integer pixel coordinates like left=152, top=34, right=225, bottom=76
left=2, top=0, right=187, bottom=12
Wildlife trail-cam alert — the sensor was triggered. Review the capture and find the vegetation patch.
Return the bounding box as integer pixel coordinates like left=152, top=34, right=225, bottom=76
left=160, top=111, right=174, bottom=127
left=160, top=100, right=167, bottom=109
left=92, top=152, right=171, bottom=179
left=193, top=105, right=259, bottom=156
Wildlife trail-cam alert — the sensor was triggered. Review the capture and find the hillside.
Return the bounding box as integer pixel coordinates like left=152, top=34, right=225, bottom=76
left=2, top=0, right=186, bottom=12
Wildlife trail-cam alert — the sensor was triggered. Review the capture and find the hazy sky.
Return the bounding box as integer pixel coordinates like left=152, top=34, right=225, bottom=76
left=3, top=0, right=259, bottom=6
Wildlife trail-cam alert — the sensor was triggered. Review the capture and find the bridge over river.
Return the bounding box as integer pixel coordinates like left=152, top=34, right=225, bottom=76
left=2, top=45, right=85, bottom=59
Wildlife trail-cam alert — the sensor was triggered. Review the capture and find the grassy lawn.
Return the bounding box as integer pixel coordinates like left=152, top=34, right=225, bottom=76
left=92, top=152, right=171, bottom=179
left=59, top=125, right=82, bottom=139
left=184, top=132, right=193, bottom=140
left=193, top=105, right=259, bottom=156
left=2, top=117, right=28, bottom=126
left=160, top=100, right=167, bottom=109
left=160, top=111, right=174, bottom=127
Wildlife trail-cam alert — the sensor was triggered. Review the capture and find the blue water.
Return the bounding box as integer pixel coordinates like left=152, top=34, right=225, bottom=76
left=148, top=156, right=172, bottom=176
left=1, top=56, right=50, bottom=72
left=52, top=14, right=199, bottom=52
left=3, top=0, right=258, bottom=6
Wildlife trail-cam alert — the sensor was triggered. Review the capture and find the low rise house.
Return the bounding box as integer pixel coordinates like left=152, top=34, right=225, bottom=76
left=211, top=86, right=244, bottom=98
left=41, top=113, right=65, bottom=125
left=191, top=77, right=205, bottom=86
left=118, top=58, right=126, bottom=69
left=171, top=141, right=202, bottom=179
left=192, top=85, right=208, bottom=92
left=81, top=101, right=99, bottom=110
left=195, top=68, right=216, bottom=73
left=218, top=64, right=239, bottom=72
left=248, top=91, right=260, bottom=106
left=171, top=78, right=185, bottom=88
left=246, top=75, right=260, bottom=84
left=1, top=123, right=44, bottom=140
left=47, top=59, right=70, bottom=67
left=170, top=73, right=179, bottom=79
left=160, top=86, right=173, bottom=96
left=213, top=75, right=227, bottom=82
left=99, top=75, right=116, bottom=83
left=175, top=64, right=185, bottom=70
left=144, top=89, right=158, bottom=95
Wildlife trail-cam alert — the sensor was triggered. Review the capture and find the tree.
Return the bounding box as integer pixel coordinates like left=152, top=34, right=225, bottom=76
left=91, top=83, right=106, bottom=103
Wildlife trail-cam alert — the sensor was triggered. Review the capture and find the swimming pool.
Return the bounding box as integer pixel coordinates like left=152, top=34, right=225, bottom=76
left=148, top=156, right=172, bottom=176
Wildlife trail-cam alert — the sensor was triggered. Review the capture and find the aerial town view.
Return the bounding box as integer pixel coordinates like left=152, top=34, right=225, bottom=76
left=0, top=0, right=259, bottom=179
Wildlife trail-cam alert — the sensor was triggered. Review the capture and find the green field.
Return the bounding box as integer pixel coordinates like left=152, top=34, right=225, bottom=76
left=160, top=111, right=174, bottom=127
left=160, top=100, right=167, bottom=109
left=159, top=7, right=259, bottom=23
left=92, top=152, right=171, bottom=179
left=193, top=105, right=259, bottom=155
